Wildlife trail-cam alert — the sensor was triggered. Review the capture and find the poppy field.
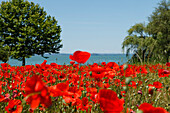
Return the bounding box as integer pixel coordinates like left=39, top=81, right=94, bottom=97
left=0, top=51, right=170, bottom=113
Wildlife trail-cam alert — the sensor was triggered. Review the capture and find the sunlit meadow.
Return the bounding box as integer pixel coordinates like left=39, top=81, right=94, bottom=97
left=0, top=51, right=169, bottom=113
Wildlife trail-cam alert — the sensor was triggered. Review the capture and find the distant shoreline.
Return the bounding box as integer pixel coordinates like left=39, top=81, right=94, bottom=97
left=43, top=53, right=133, bottom=55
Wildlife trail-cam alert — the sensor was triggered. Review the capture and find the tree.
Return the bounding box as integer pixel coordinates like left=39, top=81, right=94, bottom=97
left=0, top=0, right=63, bottom=66
left=122, top=0, right=170, bottom=63
left=147, top=0, right=170, bottom=62
left=122, top=23, right=157, bottom=63
left=0, top=43, right=10, bottom=63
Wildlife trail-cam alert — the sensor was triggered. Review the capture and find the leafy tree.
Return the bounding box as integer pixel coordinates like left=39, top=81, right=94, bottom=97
left=0, top=43, right=10, bottom=63
left=122, top=23, right=157, bottom=63
left=147, top=0, right=170, bottom=62
left=0, top=0, right=63, bottom=66
left=122, top=0, right=170, bottom=63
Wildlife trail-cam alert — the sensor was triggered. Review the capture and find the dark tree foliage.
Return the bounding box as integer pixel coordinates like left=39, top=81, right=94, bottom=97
left=0, top=0, right=63, bottom=65
left=147, top=0, right=170, bottom=62
left=122, top=0, right=170, bottom=63
left=0, top=43, right=10, bottom=63
left=122, top=23, right=156, bottom=64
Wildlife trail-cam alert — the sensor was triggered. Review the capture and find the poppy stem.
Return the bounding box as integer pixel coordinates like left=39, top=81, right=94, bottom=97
left=22, top=92, right=41, bottom=105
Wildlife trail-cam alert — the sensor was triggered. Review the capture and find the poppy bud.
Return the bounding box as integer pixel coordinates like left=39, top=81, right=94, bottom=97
left=148, top=86, right=155, bottom=95
left=12, top=90, right=18, bottom=98
left=123, top=86, right=128, bottom=91
left=162, top=69, right=170, bottom=74
left=89, top=71, right=92, bottom=76
left=166, top=85, right=169, bottom=90
left=123, top=64, right=128, bottom=70
left=125, top=77, right=131, bottom=85
left=136, top=109, right=143, bottom=113
left=145, top=79, right=149, bottom=83
left=84, top=73, right=87, bottom=77
left=138, top=90, right=142, bottom=95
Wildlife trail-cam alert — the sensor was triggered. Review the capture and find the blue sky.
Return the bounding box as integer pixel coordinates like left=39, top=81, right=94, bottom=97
left=1, top=0, right=161, bottom=53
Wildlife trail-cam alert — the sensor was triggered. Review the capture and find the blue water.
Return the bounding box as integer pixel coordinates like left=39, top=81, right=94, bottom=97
left=0, top=54, right=131, bottom=66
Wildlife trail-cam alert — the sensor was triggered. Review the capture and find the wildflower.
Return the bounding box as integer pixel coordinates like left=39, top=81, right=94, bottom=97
left=106, top=62, right=119, bottom=70
left=76, top=97, right=92, bottom=112
left=24, top=75, right=51, bottom=110
left=138, top=103, right=168, bottom=113
left=70, top=61, right=75, bottom=65
left=158, top=69, right=170, bottom=77
left=153, top=81, right=163, bottom=89
left=90, top=66, right=106, bottom=80
left=5, top=99, right=22, bottom=113
left=98, top=89, right=124, bottom=113
left=138, top=90, right=142, bottom=95
left=69, top=50, right=91, bottom=64
left=49, top=82, right=69, bottom=97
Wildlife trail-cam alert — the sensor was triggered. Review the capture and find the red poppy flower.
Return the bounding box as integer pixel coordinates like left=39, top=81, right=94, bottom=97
left=139, top=103, right=168, bottom=113
left=1, top=63, right=9, bottom=71
left=76, top=97, right=92, bottom=112
left=24, top=75, right=52, bottom=110
left=86, top=87, right=98, bottom=103
left=166, top=62, right=170, bottom=66
left=98, top=89, right=124, bottom=113
left=158, top=69, right=170, bottom=77
left=58, top=72, right=67, bottom=80
left=0, top=93, right=10, bottom=102
left=106, top=62, right=119, bottom=70
left=49, top=82, right=69, bottom=97
left=90, top=66, right=106, bottom=79
left=128, top=81, right=137, bottom=89
left=41, top=60, right=47, bottom=66
left=5, top=99, right=22, bottom=113
left=121, top=91, right=126, bottom=97
left=69, top=50, right=91, bottom=64
left=70, top=61, right=75, bottom=65
left=153, top=81, right=163, bottom=89
left=140, top=66, right=148, bottom=74
left=101, top=62, right=106, bottom=66
left=50, top=63, right=58, bottom=68
left=63, top=86, right=82, bottom=105
left=114, top=79, right=121, bottom=86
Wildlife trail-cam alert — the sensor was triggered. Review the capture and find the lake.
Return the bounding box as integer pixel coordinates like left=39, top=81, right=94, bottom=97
left=0, top=54, right=132, bottom=66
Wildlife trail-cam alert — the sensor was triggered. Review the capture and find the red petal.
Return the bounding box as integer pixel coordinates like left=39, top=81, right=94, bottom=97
left=70, top=51, right=91, bottom=64
left=35, top=81, right=44, bottom=92
left=69, top=55, right=74, bottom=60
left=30, top=97, right=40, bottom=110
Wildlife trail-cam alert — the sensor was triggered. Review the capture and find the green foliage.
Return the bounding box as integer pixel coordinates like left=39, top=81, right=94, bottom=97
left=147, top=0, right=170, bottom=62
left=0, top=43, right=10, bottom=63
left=0, top=0, right=63, bottom=65
left=122, top=0, right=170, bottom=64
left=122, top=23, right=156, bottom=63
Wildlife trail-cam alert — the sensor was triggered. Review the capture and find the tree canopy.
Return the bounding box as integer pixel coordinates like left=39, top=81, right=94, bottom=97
left=147, top=0, right=170, bottom=62
left=0, top=42, right=10, bottom=63
left=0, top=0, right=63, bottom=65
left=122, top=0, right=170, bottom=63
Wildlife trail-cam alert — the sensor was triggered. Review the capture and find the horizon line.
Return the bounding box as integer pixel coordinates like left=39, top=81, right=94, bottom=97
left=60, top=53, right=124, bottom=54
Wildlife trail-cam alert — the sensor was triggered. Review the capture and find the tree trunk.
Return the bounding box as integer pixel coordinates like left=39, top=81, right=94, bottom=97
left=22, top=56, right=25, bottom=66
